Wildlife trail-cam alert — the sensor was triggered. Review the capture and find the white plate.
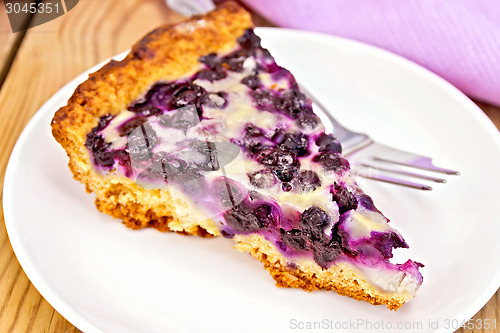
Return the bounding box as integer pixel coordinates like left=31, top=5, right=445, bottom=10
left=4, top=28, right=500, bottom=333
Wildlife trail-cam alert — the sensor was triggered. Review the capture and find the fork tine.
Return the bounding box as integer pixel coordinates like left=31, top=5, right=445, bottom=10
left=360, top=163, right=447, bottom=183
left=352, top=166, right=433, bottom=191
left=373, top=156, right=460, bottom=175
left=298, top=83, right=459, bottom=189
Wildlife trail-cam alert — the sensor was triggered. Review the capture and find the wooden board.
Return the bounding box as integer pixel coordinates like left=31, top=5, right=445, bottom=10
left=0, top=0, right=183, bottom=331
left=0, top=3, right=20, bottom=85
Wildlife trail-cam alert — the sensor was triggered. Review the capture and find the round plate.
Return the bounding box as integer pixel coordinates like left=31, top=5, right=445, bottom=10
left=4, top=28, right=500, bottom=333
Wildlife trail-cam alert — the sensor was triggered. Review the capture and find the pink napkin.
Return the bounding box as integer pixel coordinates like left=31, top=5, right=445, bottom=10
left=243, top=0, right=500, bottom=107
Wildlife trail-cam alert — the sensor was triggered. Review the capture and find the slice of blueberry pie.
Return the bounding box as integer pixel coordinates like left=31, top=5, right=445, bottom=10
left=52, top=2, right=422, bottom=310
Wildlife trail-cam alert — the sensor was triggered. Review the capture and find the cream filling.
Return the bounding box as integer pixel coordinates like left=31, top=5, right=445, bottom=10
left=343, top=208, right=395, bottom=240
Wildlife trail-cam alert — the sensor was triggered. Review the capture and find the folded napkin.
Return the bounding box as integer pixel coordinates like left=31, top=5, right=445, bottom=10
left=243, top=0, right=500, bottom=107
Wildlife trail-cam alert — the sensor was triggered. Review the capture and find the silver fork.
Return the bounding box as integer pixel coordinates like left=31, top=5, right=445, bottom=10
left=302, top=87, right=460, bottom=190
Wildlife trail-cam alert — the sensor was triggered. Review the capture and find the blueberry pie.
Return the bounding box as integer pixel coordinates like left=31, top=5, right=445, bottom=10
left=52, top=2, right=422, bottom=310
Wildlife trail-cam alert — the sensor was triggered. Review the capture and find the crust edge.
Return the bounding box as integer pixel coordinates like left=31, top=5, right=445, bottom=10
left=234, top=234, right=406, bottom=310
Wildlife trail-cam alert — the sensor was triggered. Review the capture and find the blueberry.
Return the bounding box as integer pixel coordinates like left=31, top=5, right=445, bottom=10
left=237, top=29, right=261, bottom=49
left=271, top=129, right=286, bottom=144
left=222, top=49, right=247, bottom=72
left=311, top=240, right=341, bottom=268
left=246, top=143, right=274, bottom=160
left=171, top=83, right=207, bottom=108
left=119, top=117, right=147, bottom=136
left=113, top=149, right=131, bottom=166
left=85, top=133, right=106, bottom=152
left=223, top=202, right=262, bottom=232
left=253, top=203, right=276, bottom=228
left=199, top=53, right=218, bottom=68
left=248, top=169, right=277, bottom=189
left=313, top=152, right=349, bottom=172
left=282, top=182, right=293, bottom=192
left=220, top=229, right=234, bottom=238
left=274, top=167, right=296, bottom=183
left=94, top=150, right=114, bottom=166
left=300, top=206, right=331, bottom=242
left=270, top=67, right=291, bottom=80
left=196, top=68, right=227, bottom=82
left=251, top=89, right=274, bottom=109
left=276, top=132, right=310, bottom=157
left=274, top=89, right=307, bottom=119
left=129, top=83, right=175, bottom=112
left=241, top=74, right=261, bottom=89
left=296, top=114, right=319, bottom=130
left=260, top=150, right=297, bottom=168
left=245, top=124, right=265, bottom=137
left=371, top=231, right=409, bottom=259
left=315, top=133, right=342, bottom=153
left=96, top=114, right=113, bottom=130
left=280, top=228, right=307, bottom=250
left=129, top=104, right=163, bottom=117
left=331, top=182, right=358, bottom=215
left=296, top=170, right=321, bottom=192
left=358, top=194, right=375, bottom=211
left=259, top=48, right=274, bottom=62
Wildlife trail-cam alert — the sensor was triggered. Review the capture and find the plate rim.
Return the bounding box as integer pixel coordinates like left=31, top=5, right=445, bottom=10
left=3, top=27, right=500, bottom=333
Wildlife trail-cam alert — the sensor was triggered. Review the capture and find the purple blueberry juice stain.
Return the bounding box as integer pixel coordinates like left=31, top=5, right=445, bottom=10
left=331, top=182, right=358, bottom=215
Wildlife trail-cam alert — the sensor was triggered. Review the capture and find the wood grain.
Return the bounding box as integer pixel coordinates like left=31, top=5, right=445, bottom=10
left=0, top=0, right=183, bottom=331
left=0, top=0, right=498, bottom=332
left=0, top=2, right=19, bottom=86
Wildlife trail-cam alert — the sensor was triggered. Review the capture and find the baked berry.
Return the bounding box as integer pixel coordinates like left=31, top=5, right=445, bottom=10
left=251, top=89, right=274, bottom=109
left=276, top=132, right=309, bottom=157
left=311, top=239, right=341, bottom=268
left=280, top=228, right=306, bottom=251
left=119, top=117, right=147, bottom=136
left=315, top=133, right=342, bottom=153
left=296, top=114, right=319, bottom=130
left=331, top=182, right=358, bottom=215
left=296, top=170, right=321, bottom=192
left=196, top=68, right=227, bottom=82
left=222, top=49, right=247, bottom=72
left=241, top=74, right=261, bottom=89
left=274, top=167, right=296, bottom=183
left=223, top=202, right=262, bottom=232
left=248, top=169, right=277, bottom=189
left=199, top=53, right=218, bottom=68
left=171, top=83, right=207, bottom=108
left=300, top=206, right=330, bottom=242
left=94, top=150, right=114, bottom=166
left=313, top=152, right=349, bottom=172
left=237, top=29, right=261, bottom=49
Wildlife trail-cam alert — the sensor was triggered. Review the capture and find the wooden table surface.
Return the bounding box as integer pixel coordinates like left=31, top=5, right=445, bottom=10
left=0, top=1, right=498, bottom=332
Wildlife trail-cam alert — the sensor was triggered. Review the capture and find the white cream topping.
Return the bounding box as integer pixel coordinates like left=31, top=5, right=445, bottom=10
left=343, top=208, right=395, bottom=240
